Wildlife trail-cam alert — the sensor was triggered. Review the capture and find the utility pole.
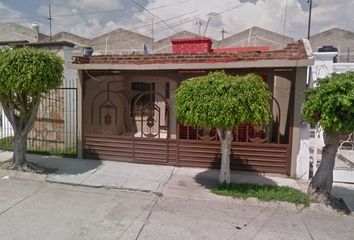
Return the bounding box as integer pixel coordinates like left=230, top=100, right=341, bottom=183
left=307, top=0, right=313, bottom=87
left=221, top=28, right=227, bottom=40
left=307, top=0, right=312, bottom=40
left=151, top=18, right=154, bottom=39
left=48, top=4, right=52, bottom=42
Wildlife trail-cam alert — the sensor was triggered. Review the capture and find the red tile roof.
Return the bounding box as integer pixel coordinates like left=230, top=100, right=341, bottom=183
left=73, top=40, right=309, bottom=65
left=213, top=46, right=270, bottom=53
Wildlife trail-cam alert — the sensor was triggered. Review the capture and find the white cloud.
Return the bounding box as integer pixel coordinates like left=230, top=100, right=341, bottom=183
left=69, top=0, right=123, bottom=10
left=1, top=0, right=354, bottom=41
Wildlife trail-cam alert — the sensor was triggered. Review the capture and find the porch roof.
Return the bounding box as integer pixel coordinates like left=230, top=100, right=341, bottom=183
left=68, top=39, right=314, bottom=70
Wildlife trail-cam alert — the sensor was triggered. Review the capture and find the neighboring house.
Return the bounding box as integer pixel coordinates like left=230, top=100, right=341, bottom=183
left=91, top=28, right=153, bottom=55
left=0, top=22, right=47, bottom=43
left=40, top=32, right=91, bottom=55
left=310, top=27, right=354, bottom=63
left=153, top=31, right=218, bottom=53
left=69, top=37, right=313, bottom=178
left=218, top=26, right=294, bottom=50
left=0, top=41, right=77, bottom=154
left=309, top=48, right=354, bottom=183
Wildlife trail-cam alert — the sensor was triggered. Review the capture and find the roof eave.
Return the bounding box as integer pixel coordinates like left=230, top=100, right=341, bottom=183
left=67, top=59, right=314, bottom=70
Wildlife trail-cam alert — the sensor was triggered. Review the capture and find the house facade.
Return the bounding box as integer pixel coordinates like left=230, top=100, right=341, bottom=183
left=310, top=27, right=354, bottom=63
left=69, top=37, right=313, bottom=178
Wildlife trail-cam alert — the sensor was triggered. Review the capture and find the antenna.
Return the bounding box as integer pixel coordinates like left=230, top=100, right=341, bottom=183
left=221, top=28, right=227, bottom=40
left=195, top=19, right=203, bottom=35
left=48, top=4, right=52, bottom=42
left=203, top=12, right=220, bottom=36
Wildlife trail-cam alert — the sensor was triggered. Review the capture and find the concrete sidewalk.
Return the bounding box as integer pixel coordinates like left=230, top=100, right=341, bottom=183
left=0, top=150, right=353, bottom=213
left=0, top=151, right=298, bottom=193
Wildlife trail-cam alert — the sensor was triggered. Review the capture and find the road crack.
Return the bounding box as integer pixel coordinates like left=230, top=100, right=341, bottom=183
left=135, top=197, right=159, bottom=240
left=0, top=184, right=44, bottom=216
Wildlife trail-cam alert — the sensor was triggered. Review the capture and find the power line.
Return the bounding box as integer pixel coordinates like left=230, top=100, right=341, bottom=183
left=0, top=7, right=46, bottom=23
left=0, top=0, right=192, bottom=20
left=2, top=0, right=249, bottom=44
left=51, top=0, right=192, bottom=18
left=52, top=10, right=195, bottom=37
left=218, top=2, right=247, bottom=15
left=148, top=2, right=248, bottom=35
left=1, top=0, right=47, bottom=20
left=282, top=0, right=288, bottom=43
left=129, top=0, right=177, bottom=33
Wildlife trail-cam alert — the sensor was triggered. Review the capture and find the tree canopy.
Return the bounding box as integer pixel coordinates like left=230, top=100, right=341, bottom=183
left=0, top=47, right=63, bottom=110
left=303, top=72, right=354, bottom=134
left=175, top=71, right=271, bottom=130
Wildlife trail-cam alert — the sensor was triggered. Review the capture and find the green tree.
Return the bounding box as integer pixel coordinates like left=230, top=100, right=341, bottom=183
left=175, top=71, right=271, bottom=183
left=0, top=47, right=63, bottom=167
left=304, top=72, right=354, bottom=202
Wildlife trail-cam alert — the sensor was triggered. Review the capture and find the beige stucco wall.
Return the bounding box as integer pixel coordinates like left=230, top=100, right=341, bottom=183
left=290, top=67, right=308, bottom=177
left=272, top=75, right=291, bottom=140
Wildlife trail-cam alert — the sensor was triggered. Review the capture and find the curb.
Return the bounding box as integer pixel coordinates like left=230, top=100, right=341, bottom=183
left=45, top=178, right=161, bottom=195
left=0, top=169, right=47, bottom=182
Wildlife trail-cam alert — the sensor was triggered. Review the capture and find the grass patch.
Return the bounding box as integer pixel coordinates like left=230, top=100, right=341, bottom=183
left=0, top=136, right=76, bottom=157
left=0, top=136, right=13, bottom=150
left=212, top=182, right=310, bottom=207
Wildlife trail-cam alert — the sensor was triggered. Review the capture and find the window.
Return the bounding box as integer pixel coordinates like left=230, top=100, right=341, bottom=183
left=131, top=82, right=155, bottom=116
left=165, top=82, right=170, bottom=99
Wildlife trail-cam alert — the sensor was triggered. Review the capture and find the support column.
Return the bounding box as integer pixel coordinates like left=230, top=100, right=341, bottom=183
left=169, top=80, right=177, bottom=139
left=291, top=67, right=309, bottom=178
left=77, top=70, right=83, bottom=159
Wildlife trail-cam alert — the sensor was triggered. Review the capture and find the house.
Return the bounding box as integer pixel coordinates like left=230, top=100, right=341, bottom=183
left=0, top=22, right=47, bottom=43
left=310, top=27, right=354, bottom=63
left=309, top=46, right=354, bottom=183
left=40, top=32, right=91, bottom=55
left=91, top=28, right=154, bottom=55
left=0, top=41, right=77, bottom=154
left=69, top=37, right=313, bottom=178
left=218, top=26, right=294, bottom=50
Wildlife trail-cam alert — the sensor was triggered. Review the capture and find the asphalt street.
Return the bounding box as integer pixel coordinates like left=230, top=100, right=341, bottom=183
left=0, top=178, right=353, bottom=240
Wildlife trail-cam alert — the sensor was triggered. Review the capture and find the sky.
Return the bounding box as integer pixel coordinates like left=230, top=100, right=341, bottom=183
left=0, top=0, right=353, bottom=41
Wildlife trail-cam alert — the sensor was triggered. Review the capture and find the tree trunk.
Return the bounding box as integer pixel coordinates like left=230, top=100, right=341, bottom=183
left=308, top=132, right=341, bottom=202
left=12, top=132, right=28, bottom=166
left=217, top=129, right=233, bottom=183
left=1, top=96, right=41, bottom=167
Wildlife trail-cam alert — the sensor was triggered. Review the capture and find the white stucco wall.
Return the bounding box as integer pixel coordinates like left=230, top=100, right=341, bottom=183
left=312, top=51, right=354, bottom=84
left=309, top=52, right=354, bottom=177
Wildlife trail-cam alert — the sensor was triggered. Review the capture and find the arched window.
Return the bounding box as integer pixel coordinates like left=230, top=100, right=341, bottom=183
left=131, top=82, right=155, bottom=116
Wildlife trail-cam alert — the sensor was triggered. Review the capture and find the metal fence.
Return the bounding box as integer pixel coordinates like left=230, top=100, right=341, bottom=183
left=0, top=88, right=78, bottom=157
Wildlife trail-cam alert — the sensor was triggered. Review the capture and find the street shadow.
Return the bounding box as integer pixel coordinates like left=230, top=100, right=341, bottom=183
left=27, top=154, right=102, bottom=175
left=332, top=184, right=354, bottom=205
left=195, top=152, right=279, bottom=190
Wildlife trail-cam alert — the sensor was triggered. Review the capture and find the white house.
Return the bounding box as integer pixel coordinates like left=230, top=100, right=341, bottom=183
left=310, top=47, right=354, bottom=183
